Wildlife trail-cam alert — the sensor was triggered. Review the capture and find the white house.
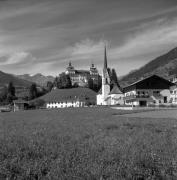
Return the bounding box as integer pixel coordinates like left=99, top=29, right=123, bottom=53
left=123, top=75, right=174, bottom=107
left=170, top=77, right=177, bottom=104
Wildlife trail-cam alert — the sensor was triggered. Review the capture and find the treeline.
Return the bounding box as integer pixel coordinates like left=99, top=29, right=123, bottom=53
left=0, top=82, right=17, bottom=104
left=108, top=68, right=122, bottom=91
left=0, top=68, right=120, bottom=105
left=0, top=82, right=47, bottom=105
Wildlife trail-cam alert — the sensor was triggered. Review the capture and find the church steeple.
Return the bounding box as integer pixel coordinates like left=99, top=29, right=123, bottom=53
left=104, top=45, right=108, bottom=70
left=102, top=45, right=110, bottom=99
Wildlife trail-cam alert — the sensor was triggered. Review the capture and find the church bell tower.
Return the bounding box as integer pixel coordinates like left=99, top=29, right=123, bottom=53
left=102, top=46, right=110, bottom=99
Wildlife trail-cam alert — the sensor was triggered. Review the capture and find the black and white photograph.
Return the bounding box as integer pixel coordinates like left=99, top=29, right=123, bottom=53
left=0, top=0, right=177, bottom=179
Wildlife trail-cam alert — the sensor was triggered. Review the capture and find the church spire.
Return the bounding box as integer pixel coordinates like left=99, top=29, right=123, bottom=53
left=104, top=45, right=108, bottom=70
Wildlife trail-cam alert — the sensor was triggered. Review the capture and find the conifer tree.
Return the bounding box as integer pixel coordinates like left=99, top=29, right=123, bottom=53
left=29, top=83, right=38, bottom=100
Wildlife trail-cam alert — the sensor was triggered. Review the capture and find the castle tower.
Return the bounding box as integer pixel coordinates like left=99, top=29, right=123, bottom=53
left=102, top=46, right=110, bottom=99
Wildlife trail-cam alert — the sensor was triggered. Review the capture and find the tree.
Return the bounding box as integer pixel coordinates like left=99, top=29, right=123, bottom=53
left=31, top=99, right=46, bottom=109
left=7, top=82, right=15, bottom=96
left=29, top=83, right=38, bottom=100
left=88, top=78, right=94, bottom=90
left=111, top=69, right=121, bottom=88
left=54, top=76, right=62, bottom=89
left=73, top=82, right=79, bottom=88
left=107, top=68, right=121, bottom=91
left=6, top=82, right=16, bottom=103
left=46, top=81, right=53, bottom=92
left=0, top=86, right=8, bottom=104
left=54, top=73, right=72, bottom=89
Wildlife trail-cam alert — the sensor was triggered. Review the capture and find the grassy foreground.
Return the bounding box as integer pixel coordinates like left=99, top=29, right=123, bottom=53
left=0, top=108, right=177, bottom=179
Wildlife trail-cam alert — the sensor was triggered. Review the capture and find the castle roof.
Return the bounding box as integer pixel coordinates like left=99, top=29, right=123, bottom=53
left=75, top=70, right=90, bottom=75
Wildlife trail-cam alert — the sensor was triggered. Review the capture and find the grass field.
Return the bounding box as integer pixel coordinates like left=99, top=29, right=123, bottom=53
left=0, top=108, right=177, bottom=179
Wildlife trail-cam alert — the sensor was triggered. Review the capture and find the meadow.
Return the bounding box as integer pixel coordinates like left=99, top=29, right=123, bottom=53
left=0, top=107, right=177, bottom=180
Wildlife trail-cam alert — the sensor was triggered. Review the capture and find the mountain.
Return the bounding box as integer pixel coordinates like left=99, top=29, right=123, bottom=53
left=17, top=73, right=55, bottom=87
left=0, top=71, right=32, bottom=88
left=120, top=47, right=177, bottom=87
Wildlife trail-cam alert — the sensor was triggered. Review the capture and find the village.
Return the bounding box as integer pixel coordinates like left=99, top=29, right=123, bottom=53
left=0, top=46, right=173, bottom=112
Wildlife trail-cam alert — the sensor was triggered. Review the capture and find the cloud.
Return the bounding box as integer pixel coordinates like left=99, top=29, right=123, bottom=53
left=110, top=17, right=177, bottom=61
left=0, top=0, right=177, bottom=76
left=71, top=39, right=106, bottom=59
left=52, top=17, right=177, bottom=76
left=0, top=52, right=36, bottom=65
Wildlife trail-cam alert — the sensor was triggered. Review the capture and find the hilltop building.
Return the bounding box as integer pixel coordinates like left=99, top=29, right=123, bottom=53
left=65, top=62, right=100, bottom=87
left=123, top=75, right=174, bottom=106
left=97, top=47, right=124, bottom=105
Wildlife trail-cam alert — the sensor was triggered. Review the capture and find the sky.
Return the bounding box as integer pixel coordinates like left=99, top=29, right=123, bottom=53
left=0, top=0, right=177, bottom=77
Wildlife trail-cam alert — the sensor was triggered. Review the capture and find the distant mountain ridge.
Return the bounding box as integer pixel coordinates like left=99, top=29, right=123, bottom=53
left=17, top=73, right=55, bottom=86
left=120, top=47, right=177, bottom=87
left=0, top=71, right=32, bottom=88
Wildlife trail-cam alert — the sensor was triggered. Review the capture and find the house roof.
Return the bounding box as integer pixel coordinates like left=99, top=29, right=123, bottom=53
left=109, top=84, right=123, bottom=95
left=123, top=75, right=175, bottom=92
left=37, top=87, right=96, bottom=103
left=98, top=87, right=102, bottom=94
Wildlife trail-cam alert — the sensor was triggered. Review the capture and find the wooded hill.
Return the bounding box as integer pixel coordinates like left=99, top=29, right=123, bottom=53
left=120, top=47, right=177, bottom=87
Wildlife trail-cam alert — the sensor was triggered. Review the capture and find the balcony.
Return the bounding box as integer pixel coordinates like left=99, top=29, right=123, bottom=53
left=124, top=94, right=150, bottom=100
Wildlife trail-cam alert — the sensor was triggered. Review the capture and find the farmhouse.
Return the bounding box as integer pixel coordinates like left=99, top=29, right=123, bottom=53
left=123, top=75, right=174, bottom=107
left=97, top=47, right=124, bottom=106
left=40, top=87, right=96, bottom=108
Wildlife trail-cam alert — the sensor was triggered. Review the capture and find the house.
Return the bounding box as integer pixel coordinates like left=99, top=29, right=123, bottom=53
left=170, top=78, right=177, bottom=104
left=123, top=75, right=174, bottom=107
left=13, top=100, right=29, bottom=112
left=97, top=46, right=124, bottom=106
left=170, top=85, right=177, bottom=104
left=40, top=87, right=96, bottom=109
left=65, top=62, right=100, bottom=87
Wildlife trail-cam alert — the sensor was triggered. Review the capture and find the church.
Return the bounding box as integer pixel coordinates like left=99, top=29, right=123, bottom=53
left=97, top=47, right=124, bottom=106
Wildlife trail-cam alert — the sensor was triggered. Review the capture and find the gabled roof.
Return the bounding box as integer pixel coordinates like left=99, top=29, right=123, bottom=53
left=109, top=84, right=123, bottom=95
left=123, top=75, right=175, bottom=92
left=37, top=87, right=96, bottom=103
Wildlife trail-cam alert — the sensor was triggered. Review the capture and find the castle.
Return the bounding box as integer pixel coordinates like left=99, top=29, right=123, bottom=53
left=65, top=62, right=101, bottom=87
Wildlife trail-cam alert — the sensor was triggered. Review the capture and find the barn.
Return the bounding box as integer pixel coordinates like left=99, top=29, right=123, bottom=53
left=40, top=87, right=96, bottom=109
